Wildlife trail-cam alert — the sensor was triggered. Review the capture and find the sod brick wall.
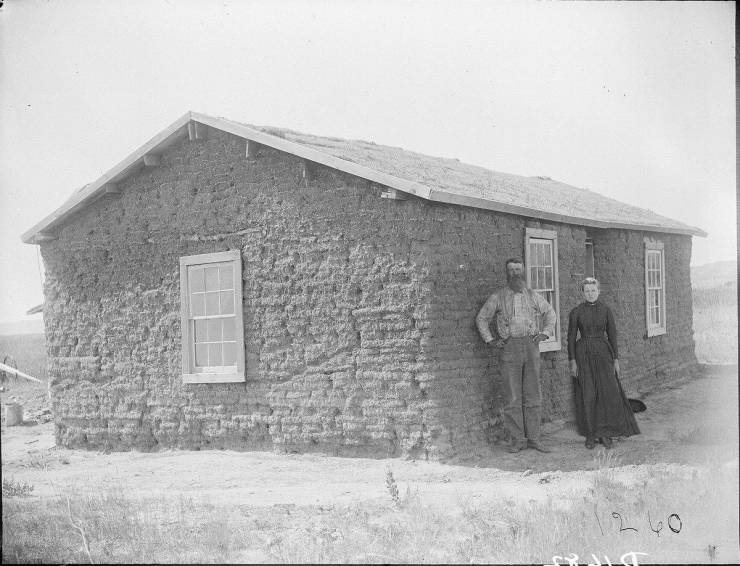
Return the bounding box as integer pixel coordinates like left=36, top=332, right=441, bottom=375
left=40, top=127, right=698, bottom=458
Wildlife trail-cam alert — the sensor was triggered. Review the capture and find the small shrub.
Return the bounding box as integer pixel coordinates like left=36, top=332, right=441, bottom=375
left=24, top=452, right=50, bottom=470
left=2, top=478, right=34, bottom=497
left=385, top=468, right=400, bottom=507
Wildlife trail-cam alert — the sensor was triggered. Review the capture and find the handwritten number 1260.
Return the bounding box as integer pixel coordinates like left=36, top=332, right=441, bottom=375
left=611, top=511, right=682, bottom=536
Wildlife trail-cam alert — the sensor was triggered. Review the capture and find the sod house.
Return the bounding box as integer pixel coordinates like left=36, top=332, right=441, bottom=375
left=22, top=111, right=706, bottom=458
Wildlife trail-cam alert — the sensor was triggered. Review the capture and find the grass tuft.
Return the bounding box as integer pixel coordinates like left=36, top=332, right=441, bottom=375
left=2, top=478, right=35, bottom=498
left=3, top=464, right=737, bottom=563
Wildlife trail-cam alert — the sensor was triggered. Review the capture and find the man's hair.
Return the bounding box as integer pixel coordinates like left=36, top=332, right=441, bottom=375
left=581, top=277, right=600, bottom=291
left=505, top=257, right=524, bottom=270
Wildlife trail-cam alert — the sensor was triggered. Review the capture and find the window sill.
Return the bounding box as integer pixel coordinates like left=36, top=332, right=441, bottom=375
left=183, top=372, right=245, bottom=384
left=646, top=327, right=667, bottom=338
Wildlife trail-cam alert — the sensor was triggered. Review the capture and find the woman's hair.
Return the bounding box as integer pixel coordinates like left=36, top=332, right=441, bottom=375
left=581, top=277, right=600, bottom=291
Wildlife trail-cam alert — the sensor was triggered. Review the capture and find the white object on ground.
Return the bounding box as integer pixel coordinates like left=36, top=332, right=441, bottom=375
left=5, top=402, right=24, bottom=426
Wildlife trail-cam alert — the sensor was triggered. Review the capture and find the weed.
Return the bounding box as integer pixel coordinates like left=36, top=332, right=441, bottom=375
left=2, top=467, right=737, bottom=564
left=24, top=452, right=50, bottom=470
left=2, top=478, right=34, bottom=497
left=385, top=467, right=400, bottom=507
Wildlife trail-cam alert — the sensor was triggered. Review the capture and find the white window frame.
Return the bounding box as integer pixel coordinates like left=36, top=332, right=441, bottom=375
left=644, top=238, right=667, bottom=337
left=584, top=237, right=595, bottom=278
left=525, top=228, right=561, bottom=352
left=180, top=250, right=245, bottom=383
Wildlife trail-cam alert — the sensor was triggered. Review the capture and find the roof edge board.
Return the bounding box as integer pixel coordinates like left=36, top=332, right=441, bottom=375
left=190, top=112, right=433, bottom=200
left=428, top=189, right=707, bottom=237
left=21, top=112, right=193, bottom=243
left=21, top=110, right=706, bottom=243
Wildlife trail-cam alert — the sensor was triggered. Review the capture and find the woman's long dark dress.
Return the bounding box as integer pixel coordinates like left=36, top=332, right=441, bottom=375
left=567, top=300, right=640, bottom=439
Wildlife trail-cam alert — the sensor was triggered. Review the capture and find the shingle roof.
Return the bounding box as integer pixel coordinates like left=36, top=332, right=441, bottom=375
left=21, top=111, right=705, bottom=244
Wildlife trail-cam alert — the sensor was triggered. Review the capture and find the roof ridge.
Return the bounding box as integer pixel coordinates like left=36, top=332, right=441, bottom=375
left=20, top=111, right=707, bottom=243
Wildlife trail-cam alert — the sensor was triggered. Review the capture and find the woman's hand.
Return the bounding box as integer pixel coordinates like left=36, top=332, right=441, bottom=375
left=569, top=360, right=578, bottom=378
left=614, top=359, right=620, bottom=377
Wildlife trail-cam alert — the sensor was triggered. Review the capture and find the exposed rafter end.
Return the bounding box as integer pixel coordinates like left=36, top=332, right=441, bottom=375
left=245, top=140, right=261, bottom=159
left=104, top=184, right=122, bottom=197
left=188, top=121, right=208, bottom=141
left=143, top=154, right=161, bottom=167
left=380, top=188, right=407, bottom=200
left=35, top=232, right=57, bottom=243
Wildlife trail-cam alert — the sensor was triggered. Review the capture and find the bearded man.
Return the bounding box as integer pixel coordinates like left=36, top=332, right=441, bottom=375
left=476, top=257, right=557, bottom=453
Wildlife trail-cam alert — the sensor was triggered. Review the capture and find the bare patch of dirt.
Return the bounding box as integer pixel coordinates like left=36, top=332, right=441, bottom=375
left=2, top=365, right=737, bottom=511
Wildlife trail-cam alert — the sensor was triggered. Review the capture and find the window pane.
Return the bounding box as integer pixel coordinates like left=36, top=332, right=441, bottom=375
left=208, top=343, right=222, bottom=366
left=190, top=267, right=205, bottom=292
left=194, top=319, right=208, bottom=343
left=191, top=294, right=205, bottom=317
left=543, top=243, right=552, bottom=267
left=205, top=267, right=220, bottom=292
left=195, top=343, right=208, bottom=366
left=222, top=318, right=236, bottom=341
left=220, top=265, right=234, bottom=290
left=537, top=243, right=544, bottom=267
left=207, top=319, right=222, bottom=341
left=220, top=291, right=234, bottom=315
left=545, top=267, right=553, bottom=289
left=205, top=292, right=220, bottom=315
left=223, top=342, right=237, bottom=366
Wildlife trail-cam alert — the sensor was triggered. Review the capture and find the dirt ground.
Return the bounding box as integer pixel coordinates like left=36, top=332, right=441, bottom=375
left=2, top=365, right=738, bottom=511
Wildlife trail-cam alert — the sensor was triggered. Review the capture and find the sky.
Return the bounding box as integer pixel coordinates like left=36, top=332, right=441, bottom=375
left=0, top=0, right=735, bottom=325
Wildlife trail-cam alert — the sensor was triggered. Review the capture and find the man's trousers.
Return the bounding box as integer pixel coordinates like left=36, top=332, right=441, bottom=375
left=499, top=337, right=543, bottom=442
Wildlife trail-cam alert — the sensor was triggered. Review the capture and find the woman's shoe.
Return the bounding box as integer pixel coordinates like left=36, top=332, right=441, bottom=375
left=601, top=437, right=613, bottom=449
left=585, top=437, right=596, bottom=449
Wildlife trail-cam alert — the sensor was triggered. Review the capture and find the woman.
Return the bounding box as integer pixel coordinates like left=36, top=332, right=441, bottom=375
left=567, top=277, right=640, bottom=449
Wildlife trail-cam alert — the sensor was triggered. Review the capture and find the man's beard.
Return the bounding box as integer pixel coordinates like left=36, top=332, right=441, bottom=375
left=507, top=273, right=526, bottom=292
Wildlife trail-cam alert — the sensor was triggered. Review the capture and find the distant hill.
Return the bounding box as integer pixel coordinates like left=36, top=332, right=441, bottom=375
left=0, top=319, right=44, bottom=336
left=691, top=260, right=737, bottom=288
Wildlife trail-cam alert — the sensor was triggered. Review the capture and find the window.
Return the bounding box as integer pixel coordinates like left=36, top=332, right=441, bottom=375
left=180, top=250, right=245, bottom=383
left=584, top=238, right=594, bottom=278
left=525, top=228, right=561, bottom=352
left=644, top=238, right=666, bottom=337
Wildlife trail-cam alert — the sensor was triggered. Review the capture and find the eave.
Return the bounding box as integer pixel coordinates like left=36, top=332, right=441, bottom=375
left=21, top=111, right=708, bottom=244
